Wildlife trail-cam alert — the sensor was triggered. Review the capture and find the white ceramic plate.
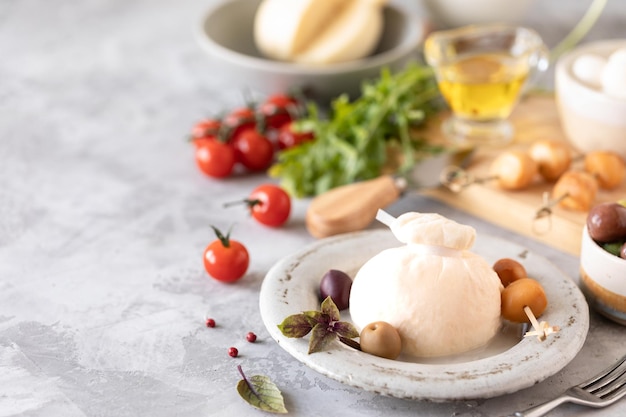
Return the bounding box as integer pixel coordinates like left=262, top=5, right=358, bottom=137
left=259, top=229, right=590, bottom=401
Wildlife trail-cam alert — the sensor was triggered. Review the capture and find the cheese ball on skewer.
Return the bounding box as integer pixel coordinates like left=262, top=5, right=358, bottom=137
left=489, top=150, right=538, bottom=190
left=584, top=150, right=626, bottom=190
left=528, top=139, right=572, bottom=182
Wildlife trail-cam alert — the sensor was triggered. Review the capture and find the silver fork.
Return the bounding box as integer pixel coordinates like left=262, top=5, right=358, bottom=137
left=508, top=355, right=626, bottom=417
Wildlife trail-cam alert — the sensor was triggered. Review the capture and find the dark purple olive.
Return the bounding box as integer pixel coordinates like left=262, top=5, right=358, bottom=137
left=319, top=269, right=352, bottom=310
left=621, top=242, right=626, bottom=260
left=586, top=202, right=626, bottom=243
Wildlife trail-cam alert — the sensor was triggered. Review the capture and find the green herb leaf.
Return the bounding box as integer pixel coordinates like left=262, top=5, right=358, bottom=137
left=602, top=241, right=624, bottom=257
left=277, top=314, right=314, bottom=338
left=236, top=366, right=287, bottom=414
left=269, top=63, right=445, bottom=197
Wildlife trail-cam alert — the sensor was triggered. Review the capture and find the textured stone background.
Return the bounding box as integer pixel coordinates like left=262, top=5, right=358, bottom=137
left=1, top=1, right=625, bottom=416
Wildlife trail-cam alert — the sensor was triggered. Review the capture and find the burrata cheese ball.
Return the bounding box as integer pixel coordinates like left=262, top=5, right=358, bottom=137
left=349, top=212, right=503, bottom=358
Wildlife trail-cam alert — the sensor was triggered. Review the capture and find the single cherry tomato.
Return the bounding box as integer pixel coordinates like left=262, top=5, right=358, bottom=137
left=203, top=226, right=249, bottom=283
left=258, top=94, right=299, bottom=130
left=191, top=135, right=215, bottom=148
left=191, top=118, right=221, bottom=141
left=277, top=121, right=314, bottom=150
left=247, top=184, right=291, bottom=227
left=195, top=140, right=236, bottom=178
left=232, top=128, right=274, bottom=171
left=223, top=107, right=256, bottom=141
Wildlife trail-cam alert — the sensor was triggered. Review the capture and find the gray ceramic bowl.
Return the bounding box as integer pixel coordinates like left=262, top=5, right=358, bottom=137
left=197, top=0, right=425, bottom=102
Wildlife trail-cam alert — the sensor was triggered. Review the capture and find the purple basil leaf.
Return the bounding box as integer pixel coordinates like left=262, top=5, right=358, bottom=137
left=308, top=323, right=337, bottom=354
left=303, top=310, right=326, bottom=326
left=320, top=296, right=340, bottom=322
left=277, top=314, right=313, bottom=338
left=333, top=321, right=359, bottom=339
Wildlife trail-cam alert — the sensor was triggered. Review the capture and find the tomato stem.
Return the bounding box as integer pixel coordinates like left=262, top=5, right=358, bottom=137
left=211, top=225, right=231, bottom=248
left=223, top=199, right=261, bottom=209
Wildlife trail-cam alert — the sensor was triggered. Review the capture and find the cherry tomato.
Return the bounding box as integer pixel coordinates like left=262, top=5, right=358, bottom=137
left=191, top=136, right=214, bottom=149
left=232, top=128, right=274, bottom=171
left=195, top=140, right=236, bottom=178
left=277, top=121, right=314, bottom=150
left=258, top=94, right=299, bottom=130
left=203, top=226, right=249, bottom=283
left=191, top=118, right=221, bottom=141
left=223, top=107, right=256, bottom=141
left=247, top=184, right=291, bottom=227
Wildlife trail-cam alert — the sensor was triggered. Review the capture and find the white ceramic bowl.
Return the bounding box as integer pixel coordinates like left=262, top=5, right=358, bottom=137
left=555, top=40, right=626, bottom=161
left=421, top=0, right=537, bottom=28
left=197, top=0, right=425, bottom=102
left=580, top=225, right=626, bottom=325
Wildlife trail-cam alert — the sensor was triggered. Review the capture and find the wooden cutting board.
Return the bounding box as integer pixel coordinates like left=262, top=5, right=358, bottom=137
left=419, top=94, right=623, bottom=256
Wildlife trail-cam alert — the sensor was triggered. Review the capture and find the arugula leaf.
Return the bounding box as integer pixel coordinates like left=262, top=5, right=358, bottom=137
left=270, top=63, right=445, bottom=197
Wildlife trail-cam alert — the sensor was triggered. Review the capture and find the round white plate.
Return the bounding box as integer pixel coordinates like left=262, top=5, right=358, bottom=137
left=259, top=229, right=589, bottom=401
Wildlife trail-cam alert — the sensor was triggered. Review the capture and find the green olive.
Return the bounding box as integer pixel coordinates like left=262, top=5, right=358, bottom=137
left=359, top=321, right=402, bottom=360
left=501, top=278, right=547, bottom=323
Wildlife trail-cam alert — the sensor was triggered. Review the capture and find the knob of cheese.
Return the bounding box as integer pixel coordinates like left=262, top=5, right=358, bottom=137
left=602, top=47, right=626, bottom=99
left=350, top=212, right=503, bottom=358
left=254, top=0, right=387, bottom=64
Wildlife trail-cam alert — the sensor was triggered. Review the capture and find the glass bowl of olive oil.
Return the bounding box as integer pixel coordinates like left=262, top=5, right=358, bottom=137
left=424, top=24, right=548, bottom=147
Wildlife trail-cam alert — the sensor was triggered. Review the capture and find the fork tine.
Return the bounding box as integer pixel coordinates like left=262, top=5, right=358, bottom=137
left=509, top=356, right=626, bottom=416
left=593, top=370, right=626, bottom=400
left=580, top=355, right=626, bottom=396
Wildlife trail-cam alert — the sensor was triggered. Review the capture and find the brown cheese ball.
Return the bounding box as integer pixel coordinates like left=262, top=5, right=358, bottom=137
left=528, top=139, right=572, bottom=182
left=584, top=150, right=626, bottom=190
left=551, top=170, right=598, bottom=211
left=501, top=278, right=548, bottom=323
left=493, top=258, right=527, bottom=287
left=489, top=150, right=538, bottom=190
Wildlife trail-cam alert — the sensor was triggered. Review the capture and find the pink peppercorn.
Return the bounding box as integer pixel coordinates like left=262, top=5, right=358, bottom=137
left=228, top=347, right=238, bottom=358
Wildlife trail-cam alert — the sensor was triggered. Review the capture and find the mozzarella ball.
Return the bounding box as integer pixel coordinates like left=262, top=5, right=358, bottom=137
left=601, top=47, right=626, bottom=99
left=572, top=53, right=606, bottom=89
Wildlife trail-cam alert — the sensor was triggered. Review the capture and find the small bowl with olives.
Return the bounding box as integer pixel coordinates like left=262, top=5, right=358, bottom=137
left=579, top=201, right=626, bottom=325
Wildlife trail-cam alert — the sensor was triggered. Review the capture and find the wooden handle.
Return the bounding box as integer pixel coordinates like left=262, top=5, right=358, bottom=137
left=305, top=175, right=402, bottom=238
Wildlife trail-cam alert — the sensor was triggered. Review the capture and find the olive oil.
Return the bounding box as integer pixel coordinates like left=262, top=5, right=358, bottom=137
left=436, top=53, right=529, bottom=121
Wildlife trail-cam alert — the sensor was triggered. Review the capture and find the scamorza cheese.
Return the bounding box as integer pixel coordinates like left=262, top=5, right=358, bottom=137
left=253, top=0, right=387, bottom=64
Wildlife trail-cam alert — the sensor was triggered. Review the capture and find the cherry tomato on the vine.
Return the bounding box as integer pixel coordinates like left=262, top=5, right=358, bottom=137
left=247, top=184, right=291, bottom=227
left=258, top=94, right=299, bottom=130
left=232, top=128, right=274, bottom=171
left=195, top=140, right=236, bottom=178
left=223, top=107, right=256, bottom=141
left=191, top=118, right=221, bottom=141
left=277, top=121, right=314, bottom=150
left=203, top=226, right=249, bottom=283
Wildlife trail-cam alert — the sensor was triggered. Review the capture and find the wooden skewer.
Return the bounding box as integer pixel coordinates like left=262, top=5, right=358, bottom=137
left=439, top=166, right=498, bottom=193
left=522, top=305, right=560, bottom=342
left=534, top=191, right=570, bottom=220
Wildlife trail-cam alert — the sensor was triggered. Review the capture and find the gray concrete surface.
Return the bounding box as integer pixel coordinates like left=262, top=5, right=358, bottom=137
left=1, top=0, right=625, bottom=416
